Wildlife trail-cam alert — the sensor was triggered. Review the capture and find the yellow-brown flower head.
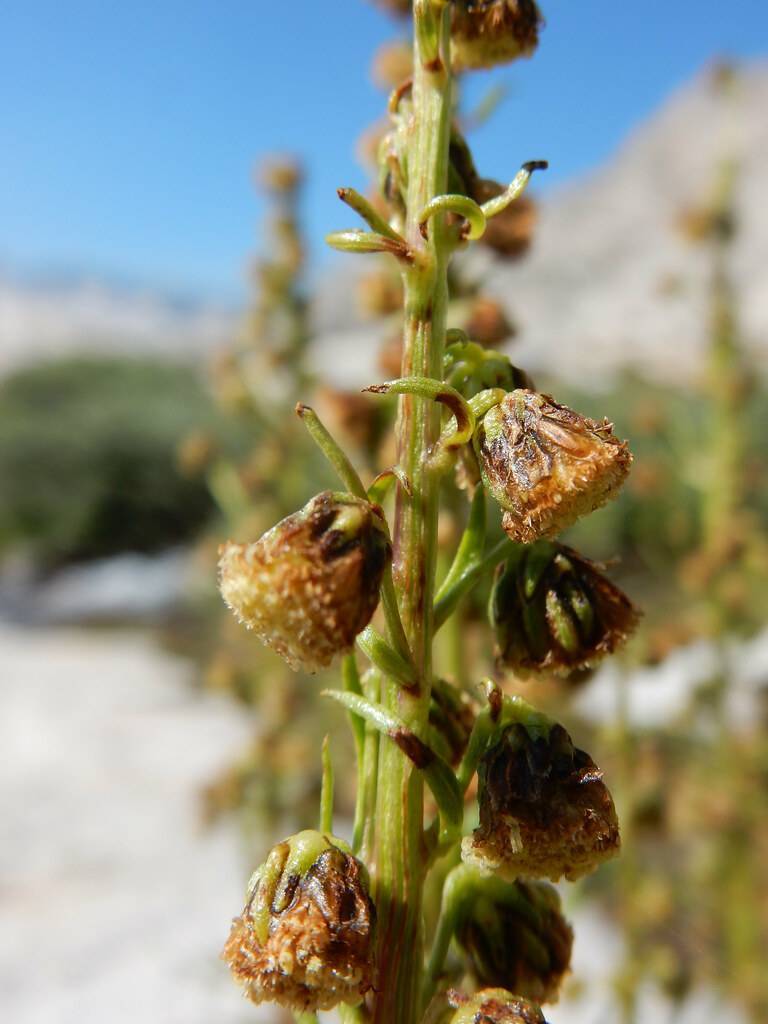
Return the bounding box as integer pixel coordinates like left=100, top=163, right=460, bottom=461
left=450, top=1, right=543, bottom=71
left=448, top=988, right=549, bottom=1024
left=475, top=390, right=632, bottom=543
left=473, top=181, right=538, bottom=259
left=223, top=830, right=376, bottom=1012
left=490, top=541, right=639, bottom=677
left=462, top=717, right=620, bottom=881
left=454, top=870, right=573, bottom=1004
left=218, top=491, right=391, bottom=672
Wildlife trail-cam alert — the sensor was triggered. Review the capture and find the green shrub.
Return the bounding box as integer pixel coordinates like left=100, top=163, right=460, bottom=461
left=0, top=356, right=231, bottom=564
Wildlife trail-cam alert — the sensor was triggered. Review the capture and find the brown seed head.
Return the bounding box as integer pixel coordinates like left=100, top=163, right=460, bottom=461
left=490, top=541, right=639, bottom=677
left=218, top=492, right=391, bottom=672
left=475, top=390, right=632, bottom=543
left=463, top=720, right=620, bottom=881
left=223, top=832, right=376, bottom=1012
left=451, top=1, right=543, bottom=71
left=456, top=876, right=573, bottom=1004
left=448, top=987, right=549, bottom=1024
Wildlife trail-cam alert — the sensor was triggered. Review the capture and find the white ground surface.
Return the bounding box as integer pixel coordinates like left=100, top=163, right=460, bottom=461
left=1, top=625, right=749, bottom=1024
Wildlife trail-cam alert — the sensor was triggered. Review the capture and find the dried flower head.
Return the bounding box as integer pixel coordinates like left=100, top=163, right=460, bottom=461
left=490, top=541, right=639, bottom=676
left=473, top=181, right=538, bottom=259
left=315, top=387, right=387, bottom=455
left=372, top=40, right=413, bottom=89
left=218, top=491, right=391, bottom=671
left=448, top=987, right=549, bottom=1024
left=450, top=1, right=543, bottom=71
left=223, top=830, right=376, bottom=1012
left=456, top=875, right=573, bottom=1004
left=475, top=390, right=632, bottom=543
left=357, top=267, right=404, bottom=318
left=463, top=718, right=620, bottom=881
left=464, top=295, right=517, bottom=346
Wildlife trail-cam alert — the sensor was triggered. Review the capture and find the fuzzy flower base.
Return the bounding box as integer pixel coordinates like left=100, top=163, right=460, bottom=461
left=218, top=491, right=390, bottom=671
left=222, top=845, right=375, bottom=1012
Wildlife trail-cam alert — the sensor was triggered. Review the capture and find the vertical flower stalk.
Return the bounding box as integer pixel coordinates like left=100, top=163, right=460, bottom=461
left=371, top=5, right=453, bottom=1021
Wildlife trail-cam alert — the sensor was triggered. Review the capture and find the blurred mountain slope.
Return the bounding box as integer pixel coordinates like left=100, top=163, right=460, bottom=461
left=2, top=62, right=766, bottom=386
left=0, top=272, right=235, bottom=376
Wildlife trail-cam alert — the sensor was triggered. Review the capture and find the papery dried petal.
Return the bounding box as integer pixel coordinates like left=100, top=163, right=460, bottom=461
left=476, top=390, right=632, bottom=542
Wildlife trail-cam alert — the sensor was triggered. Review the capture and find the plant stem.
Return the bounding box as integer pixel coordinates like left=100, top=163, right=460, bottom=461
left=370, top=4, right=453, bottom=1022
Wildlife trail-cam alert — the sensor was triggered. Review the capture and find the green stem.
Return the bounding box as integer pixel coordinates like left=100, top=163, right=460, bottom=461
left=319, top=734, right=334, bottom=834
left=370, top=4, right=453, bottom=1022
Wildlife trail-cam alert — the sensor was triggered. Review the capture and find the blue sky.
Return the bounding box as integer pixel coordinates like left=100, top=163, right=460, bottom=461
left=1, top=1, right=766, bottom=300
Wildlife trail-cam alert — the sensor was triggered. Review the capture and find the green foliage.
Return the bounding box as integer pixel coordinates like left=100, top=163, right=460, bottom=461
left=0, top=356, right=230, bottom=564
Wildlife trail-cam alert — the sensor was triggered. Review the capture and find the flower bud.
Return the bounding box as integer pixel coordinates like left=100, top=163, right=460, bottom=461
left=456, top=876, right=573, bottom=1004
left=448, top=988, right=549, bottom=1024
left=475, top=390, right=632, bottom=543
left=445, top=340, right=533, bottom=399
left=462, top=719, right=620, bottom=881
left=218, top=492, right=391, bottom=672
left=450, top=1, right=543, bottom=72
left=473, top=181, right=538, bottom=259
left=490, top=541, right=639, bottom=676
left=223, top=830, right=376, bottom=1012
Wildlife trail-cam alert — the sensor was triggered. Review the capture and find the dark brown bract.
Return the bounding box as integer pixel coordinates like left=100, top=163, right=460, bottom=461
left=456, top=878, right=573, bottom=1004
left=463, top=722, right=620, bottom=881
left=490, top=541, right=639, bottom=677
left=451, top=1, right=543, bottom=71
left=475, top=390, right=632, bottom=543
left=218, top=491, right=391, bottom=671
left=223, top=842, right=376, bottom=1012
left=448, top=987, right=549, bottom=1024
